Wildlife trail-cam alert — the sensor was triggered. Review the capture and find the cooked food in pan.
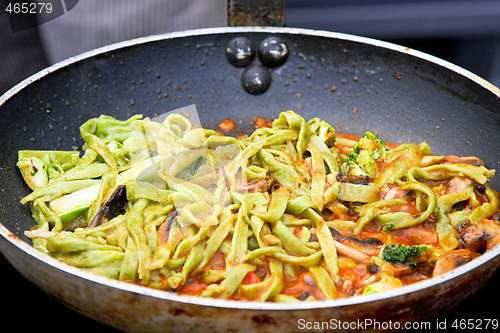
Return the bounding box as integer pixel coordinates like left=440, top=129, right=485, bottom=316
left=17, top=110, right=500, bottom=301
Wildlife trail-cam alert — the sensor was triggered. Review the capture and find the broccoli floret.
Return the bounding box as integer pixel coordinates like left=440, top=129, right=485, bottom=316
left=340, top=132, right=386, bottom=178
left=356, top=132, right=386, bottom=157
left=382, top=244, right=430, bottom=267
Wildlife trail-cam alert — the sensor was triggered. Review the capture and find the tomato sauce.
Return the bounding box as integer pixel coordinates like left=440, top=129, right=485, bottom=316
left=218, top=119, right=236, bottom=131
left=253, top=116, right=273, bottom=129
left=167, top=122, right=497, bottom=300
left=179, top=275, right=208, bottom=296
left=281, top=270, right=326, bottom=301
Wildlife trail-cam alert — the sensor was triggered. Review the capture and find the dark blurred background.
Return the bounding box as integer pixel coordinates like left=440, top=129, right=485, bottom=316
left=286, top=0, right=500, bottom=88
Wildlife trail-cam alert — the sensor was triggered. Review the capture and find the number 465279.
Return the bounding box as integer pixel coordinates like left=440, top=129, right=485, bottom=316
left=452, top=318, right=499, bottom=330
left=5, top=2, right=53, bottom=14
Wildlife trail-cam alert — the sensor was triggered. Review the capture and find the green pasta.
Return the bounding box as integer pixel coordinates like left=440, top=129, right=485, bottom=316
left=17, top=110, right=500, bottom=301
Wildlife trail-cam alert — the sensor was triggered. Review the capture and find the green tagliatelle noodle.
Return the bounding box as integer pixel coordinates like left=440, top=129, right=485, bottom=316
left=17, top=110, right=499, bottom=301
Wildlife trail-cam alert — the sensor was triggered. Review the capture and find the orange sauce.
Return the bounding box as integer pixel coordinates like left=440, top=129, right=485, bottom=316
left=167, top=125, right=491, bottom=300
left=281, top=270, right=326, bottom=301
left=179, top=275, right=208, bottom=296
left=218, top=118, right=236, bottom=131
left=253, top=116, right=273, bottom=129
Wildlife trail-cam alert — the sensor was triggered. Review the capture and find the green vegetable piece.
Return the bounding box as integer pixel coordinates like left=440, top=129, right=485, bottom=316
left=307, top=118, right=336, bottom=147
left=48, top=156, right=166, bottom=222
left=202, top=263, right=256, bottom=299
left=17, top=157, right=49, bottom=190
left=375, top=181, right=437, bottom=230
left=273, top=110, right=310, bottom=159
left=382, top=244, right=430, bottom=267
left=21, top=179, right=100, bottom=205
left=126, top=199, right=151, bottom=283
left=353, top=198, right=406, bottom=234
left=301, top=208, right=339, bottom=282
left=46, top=232, right=123, bottom=253
left=308, top=265, right=338, bottom=299
left=127, top=181, right=171, bottom=204
left=362, top=274, right=402, bottom=295
left=251, top=191, right=288, bottom=223
left=340, top=132, right=386, bottom=178
left=338, top=182, right=379, bottom=203
left=227, top=198, right=250, bottom=265
left=272, top=220, right=315, bottom=256
left=54, top=250, right=124, bottom=268
left=286, top=195, right=314, bottom=215
left=259, top=149, right=309, bottom=196
left=49, top=184, right=100, bottom=223
left=470, top=184, right=499, bottom=224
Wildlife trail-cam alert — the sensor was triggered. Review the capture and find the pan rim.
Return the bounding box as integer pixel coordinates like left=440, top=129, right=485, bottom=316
left=1, top=26, right=499, bottom=311
left=1, top=26, right=499, bottom=106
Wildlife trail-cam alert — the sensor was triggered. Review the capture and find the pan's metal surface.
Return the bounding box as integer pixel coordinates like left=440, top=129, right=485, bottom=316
left=1, top=27, right=499, bottom=332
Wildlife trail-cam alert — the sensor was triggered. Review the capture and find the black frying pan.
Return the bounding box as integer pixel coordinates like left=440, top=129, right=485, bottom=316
left=1, top=27, right=499, bottom=332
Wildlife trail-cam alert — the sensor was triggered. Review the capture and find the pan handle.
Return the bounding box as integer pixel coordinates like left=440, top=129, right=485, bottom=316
left=228, top=0, right=285, bottom=27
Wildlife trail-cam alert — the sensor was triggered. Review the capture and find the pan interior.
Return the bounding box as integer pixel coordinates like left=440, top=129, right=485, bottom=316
left=1, top=28, right=499, bottom=248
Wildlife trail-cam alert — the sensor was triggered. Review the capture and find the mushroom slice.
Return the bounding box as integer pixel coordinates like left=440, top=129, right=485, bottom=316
left=460, top=222, right=489, bottom=254
left=157, top=210, right=178, bottom=246
left=459, top=219, right=500, bottom=253
left=333, top=240, right=370, bottom=263
left=432, top=249, right=476, bottom=277
left=88, top=185, right=127, bottom=228
left=336, top=173, right=371, bottom=185
left=483, top=219, right=500, bottom=251
left=329, top=227, right=382, bottom=257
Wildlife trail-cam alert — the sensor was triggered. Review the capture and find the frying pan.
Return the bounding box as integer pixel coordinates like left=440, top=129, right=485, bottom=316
left=1, top=27, right=499, bottom=332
